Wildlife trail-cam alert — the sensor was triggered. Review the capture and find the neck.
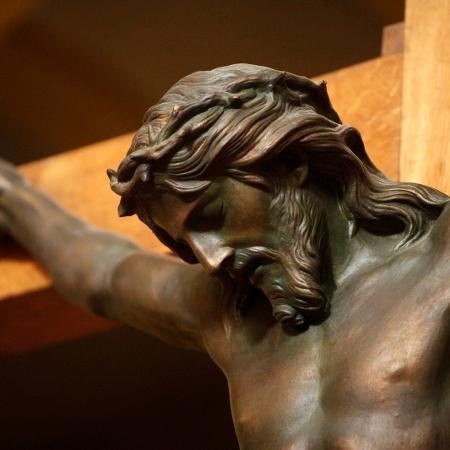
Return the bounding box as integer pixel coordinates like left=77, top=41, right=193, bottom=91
left=305, top=183, right=405, bottom=290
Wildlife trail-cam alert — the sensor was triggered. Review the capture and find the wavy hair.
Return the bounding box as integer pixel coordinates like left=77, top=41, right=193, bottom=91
left=108, top=63, right=448, bottom=259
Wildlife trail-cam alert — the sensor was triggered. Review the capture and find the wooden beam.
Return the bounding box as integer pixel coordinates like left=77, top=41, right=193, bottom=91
left=2, top=134, right=169, bottom=300
left=317, top=54, right=402, bottom=181
left=0, top=135, right=168, bottom=357
left=0, top=55, right=403, bottom=357
left=0, top=287, right=118, bottom=358
left=381, top=22, right=404, bottom=56
left=401, top=0, right=450, bottom=194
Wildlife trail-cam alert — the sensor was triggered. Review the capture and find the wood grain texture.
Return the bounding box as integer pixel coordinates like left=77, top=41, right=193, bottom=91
left=0, top=55, right=403, bottom=355
left=315, top=54, right=402, bottom=181
left=381, top=22, right=405, bottom=56
left=401, top=0, right=450, bottom=194
left=1, top=134, right=169, bottom=298
left=0, top=135, right=167, bottom=356
left=0, top=288, right=118, bottom=358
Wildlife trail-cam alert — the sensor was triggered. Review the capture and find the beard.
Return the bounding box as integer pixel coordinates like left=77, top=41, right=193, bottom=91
left=231, top=184, right=329, bottom=328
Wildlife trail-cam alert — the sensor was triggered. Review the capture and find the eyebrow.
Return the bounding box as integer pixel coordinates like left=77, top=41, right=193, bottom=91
left=182, top=190, right=217, bottom=228
left=146, top=189, right=212, bottom=243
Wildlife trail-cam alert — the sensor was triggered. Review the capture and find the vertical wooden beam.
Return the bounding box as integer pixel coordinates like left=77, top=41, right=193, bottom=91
left=401, top=0, right=450, bottom=194
left=381, top=22, right=404, bottom=56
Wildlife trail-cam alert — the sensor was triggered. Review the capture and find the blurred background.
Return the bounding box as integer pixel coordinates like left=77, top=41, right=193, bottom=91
left=1, top=0, right=404, bottom=164
left=0, top=1, right=404, bottom=449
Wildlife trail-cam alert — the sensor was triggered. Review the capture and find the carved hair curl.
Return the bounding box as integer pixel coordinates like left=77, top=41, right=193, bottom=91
left=108, top=63, right=448, bottom=255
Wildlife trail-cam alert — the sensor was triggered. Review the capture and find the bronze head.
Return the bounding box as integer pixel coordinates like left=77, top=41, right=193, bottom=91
left=108, top=63, right=447, bottom=328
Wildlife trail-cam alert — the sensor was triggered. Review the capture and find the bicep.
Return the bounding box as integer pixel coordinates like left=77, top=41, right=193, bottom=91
left=103, top=250, right=226, bottom=351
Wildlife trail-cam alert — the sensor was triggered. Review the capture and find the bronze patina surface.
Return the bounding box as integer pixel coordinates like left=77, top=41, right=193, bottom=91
left=1, top=64, right=449, bottom=449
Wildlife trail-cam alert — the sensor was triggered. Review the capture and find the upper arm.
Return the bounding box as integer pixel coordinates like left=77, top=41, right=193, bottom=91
left=101, top=250, right=227, bottom=351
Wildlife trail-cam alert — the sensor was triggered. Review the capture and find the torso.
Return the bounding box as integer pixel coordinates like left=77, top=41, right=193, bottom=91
left=207, top=207, right=450, bottom=449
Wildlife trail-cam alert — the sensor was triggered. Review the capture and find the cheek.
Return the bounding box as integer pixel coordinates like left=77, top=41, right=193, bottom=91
left=224, top=192, right=275, bottom=245
left=140, top=194, right=188, bottom=239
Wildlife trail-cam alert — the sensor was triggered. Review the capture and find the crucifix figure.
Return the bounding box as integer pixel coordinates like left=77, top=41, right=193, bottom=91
left=1, top=64, right=449, bottom=449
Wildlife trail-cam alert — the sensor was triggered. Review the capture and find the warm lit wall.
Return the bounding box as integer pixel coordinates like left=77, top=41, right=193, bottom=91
left=0, top=0, right=402, bottom=164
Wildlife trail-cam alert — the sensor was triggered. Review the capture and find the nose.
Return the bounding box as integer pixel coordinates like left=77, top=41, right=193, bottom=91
left=187, top=234, right=235, bottom=275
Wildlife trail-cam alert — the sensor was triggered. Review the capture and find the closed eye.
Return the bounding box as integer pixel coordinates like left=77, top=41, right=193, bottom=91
left=186, top=197, right=225, bottom=232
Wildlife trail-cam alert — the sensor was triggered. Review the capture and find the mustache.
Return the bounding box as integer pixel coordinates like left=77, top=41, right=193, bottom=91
left=229, top=246, right=308, bottom=327
left=228, top=246, right=280, bottom=278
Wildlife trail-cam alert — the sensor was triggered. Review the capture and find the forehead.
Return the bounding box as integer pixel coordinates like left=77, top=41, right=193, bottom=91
left=145, top=177, right=271, bottom=239
left=149, top=189, right=203, bottom=238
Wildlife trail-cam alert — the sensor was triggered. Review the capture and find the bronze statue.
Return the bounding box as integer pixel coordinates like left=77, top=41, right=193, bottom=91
left=1, top=64, right=449, bottom=449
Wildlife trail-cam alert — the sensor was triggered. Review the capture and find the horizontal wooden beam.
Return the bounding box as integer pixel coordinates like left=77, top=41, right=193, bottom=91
left=0, top=54, right=403, bottom=357
left=1, top=134, right=168, bottom=357
left=0, top=286, right=119, bottom=358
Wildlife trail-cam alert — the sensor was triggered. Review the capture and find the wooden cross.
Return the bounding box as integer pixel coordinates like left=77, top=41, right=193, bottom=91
left=1, top=0, right=449, bottom=357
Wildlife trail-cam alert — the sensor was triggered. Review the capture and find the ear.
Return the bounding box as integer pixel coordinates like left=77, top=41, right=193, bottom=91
left=291, top=153, right=309, bottom=186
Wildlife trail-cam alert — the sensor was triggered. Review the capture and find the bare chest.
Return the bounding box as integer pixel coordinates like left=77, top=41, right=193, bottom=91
left=223, top=280, right=450, bottom=449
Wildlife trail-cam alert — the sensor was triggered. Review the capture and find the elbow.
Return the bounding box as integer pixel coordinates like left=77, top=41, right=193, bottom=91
left=52, top=267, right=109, bottom=317
left=86, top=289, right=110, bottom=318
left=52, top=230, right=139, bottom=318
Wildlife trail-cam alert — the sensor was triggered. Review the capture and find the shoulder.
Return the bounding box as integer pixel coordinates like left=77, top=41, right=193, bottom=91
left=392, top=202, right=450, bottom=308
left=108, top=250, right=230, bottom=350
left=433, top=200, right=450, bottom=237
left=428, top=201, right=450, bottom=264
left=430, top=203, right=450, bottom=381
left=421, top=201, right=450, bottom=304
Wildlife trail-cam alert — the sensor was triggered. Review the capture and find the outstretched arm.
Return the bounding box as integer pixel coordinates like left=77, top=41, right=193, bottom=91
left=0, top=159, right=226, bottom=351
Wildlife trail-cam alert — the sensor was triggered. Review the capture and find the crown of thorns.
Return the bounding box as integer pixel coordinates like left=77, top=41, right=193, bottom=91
left=107, top=71, right=338, bottom=208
